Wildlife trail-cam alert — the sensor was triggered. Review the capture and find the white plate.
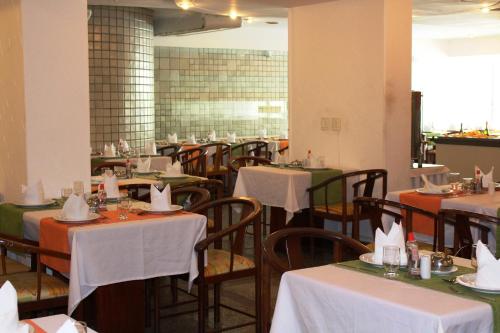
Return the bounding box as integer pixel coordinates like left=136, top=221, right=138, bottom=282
left=158, top=172, right=188, bottom=179
left=133, top=170, right=158, bottom=175
left=54, top=212, right=101, bottom=223
left=456, top=273, right=500, bottom=294
left=431, top=265, right=458, bottom=275
left=142, top=204, right=183, bottom=214
left=12, top=199, right=56, bottom=208
left=416, top=188, right=453, bottom=195
left=359, top=252, right=407, bottom=268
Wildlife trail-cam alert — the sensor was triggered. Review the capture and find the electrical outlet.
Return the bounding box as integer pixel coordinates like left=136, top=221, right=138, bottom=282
left=331, top=118, right=341, bottom=132
left=320, top=117, right=330, bottom=131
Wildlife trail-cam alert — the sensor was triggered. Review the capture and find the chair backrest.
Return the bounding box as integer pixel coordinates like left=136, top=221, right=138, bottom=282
left=353, top=197, right=438, bottom=250
left=171, top=186, right=211, bottom=211
left=229, top=156, right=271, bottom=173
left=199, top=143, right=231, bottom=172
left=93, top=162, right=127, bottom=176
left=438, top=209, right=497, bottom=258
left=277, top=145, right=288, bottom=155
left=174, top=147, right=207, bottom=177
left=157, top=144, right=181, bottom=157
left=231, top=141, right=268, bottom=158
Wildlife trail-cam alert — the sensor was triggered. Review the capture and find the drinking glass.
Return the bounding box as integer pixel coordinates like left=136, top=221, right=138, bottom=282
left=73, top=181, right=84, bottom=196
left=118, top=197, right=131, bottom=220
left=104, top=169, right=114, bottom=177
left=471, top=244, right=478, bottom=272
left=462, top=178, right=473, bottom=195
left=383, top=245, right=401, bottom=279
left=61, top=188, right=73, bottom=202
left=448, top=172, right=460, bottom=192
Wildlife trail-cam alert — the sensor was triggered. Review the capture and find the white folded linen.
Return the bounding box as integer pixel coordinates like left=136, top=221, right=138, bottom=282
left=373, top=222, right=408, bottom=266
left=62, top=194, right=89, bottom=220
left=150, top=184, right=172, bottom=211
left=167, top=133, right=178, bottom=144
left=118, top=139, right=130, bottom=153
left=21, top=180, right=45, bottom=205
left=208, top=130, right=217, bottom=141
left=0, top=281, right=30, bottom=333
left=420, top=174, right=450, bottom=193
left=56, top=319, right=78, bottom=333
left=475, top=166, right=494, bottom=188
left=136, top=157, right=151, bottom=173
left=166, top=160, right=182, bottom=175
left=103, top=174, right=120, bottom=198
left=258, top=128, right=267, bottom=139
left=476, top=240, right=500, bottom=289
left=144, top=140, right=157, bottom=155
left=187, top=134, right=197, bottom=144
left=103, top=143, right=116, bottom=157
left=227, top=132, right=237, bottom=143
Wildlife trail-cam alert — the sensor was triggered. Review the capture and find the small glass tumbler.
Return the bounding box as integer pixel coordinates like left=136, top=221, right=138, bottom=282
left=471, top=244, right=478, bottom=272
left=448, top=172, right=460, bottom=192
left=383, top=245, right=401, bottom=279
left=118, top=197, right=131, bottom=220
left=73, top=181, right=84, bottom=196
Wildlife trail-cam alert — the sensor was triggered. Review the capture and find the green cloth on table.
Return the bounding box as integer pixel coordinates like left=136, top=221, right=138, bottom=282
left=0, top=202, right=61, bottom=238
left=337, top=260, right=500, bottom=333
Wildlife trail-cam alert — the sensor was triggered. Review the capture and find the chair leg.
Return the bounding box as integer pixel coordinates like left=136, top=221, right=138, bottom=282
left=263, top=206, right=267, bottom=237
left=154, top=278, right=160, bottom=333
left=342, top=219, right=347, bottom=235
left=214, top=283, right=221, bottom=327
left=198, top=283, right=207, bottom=333
left=170, top=277, right=178, bottom=304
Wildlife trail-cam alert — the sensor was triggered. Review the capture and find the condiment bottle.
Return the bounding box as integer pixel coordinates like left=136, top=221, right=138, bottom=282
left=406, top=232, right=420, bottom=277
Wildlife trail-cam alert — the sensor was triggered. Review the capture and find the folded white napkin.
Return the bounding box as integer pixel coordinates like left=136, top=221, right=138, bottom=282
left=258, top=129, right=267, bottom=139
left=187, top=134, right=197, bottom=144
left=167, top=133, right=178, bottom=144
left=420, top=174, right=450, bottom=194
left=227, top=132, right=237, bottom=143
left=475, top=166, right=494, bottom=188
left=103, top=174, right=120, bottom=199
left=208, top=130, right=217, bottom=141
left=476, top=240, right=500, bottom=289
left=0, top=281, right=30, bottom=333
left=119, top=139, right=130, bottom=153
left=21, top=181, right=45, bottom=205
left=144, top=140, right=157, bottom=155
left=166, top=160, right=182, bottom=175
left=103, top=143, right=116, bottom=157
left=56, top=319, right=78, bottom=333
left=62, top=194, right=89, bottom=220
left=136, top=157, right=151, bottom=173
left=150, top=184, right=172, bottom=211
left=373, top=223, right=408, bottom=266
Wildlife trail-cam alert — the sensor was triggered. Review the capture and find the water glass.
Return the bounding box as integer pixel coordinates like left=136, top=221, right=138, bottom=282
left=118, top=197, right=131, bottom=220
left=462, top=178, right=473, bottom=195
left=61, top=188, right=73, bottom=202
left=471, top=244, right=478, bottom=272
left=383, top=245, right=401, bottom=279
left=448, top=172, right=460, bottom=192
left=73, top=181, right=84, bottom=196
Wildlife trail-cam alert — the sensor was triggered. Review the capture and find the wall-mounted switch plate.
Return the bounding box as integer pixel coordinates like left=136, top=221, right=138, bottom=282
left=331, top=117, right=341, bottom=132
left=320, top=117, right=330, bottom=131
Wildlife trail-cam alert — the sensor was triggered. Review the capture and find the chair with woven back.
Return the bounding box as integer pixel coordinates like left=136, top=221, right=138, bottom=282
left=438, top=209, right=497, bottom=258
left=174, top=147, right=207, bottom=177
left=352, top=197, right=439, bottom=251
left=231, top=140, right=269, bottom=159
left=157, top=144, right=181, bottom=157
left=92, top=161, right=127, bottom=176
left=199, top=143, right=232, bottom=193
left=261, top=227, right=370, bottom=332
left=308, top=169, right=388, bottom=235
left=0, top=234, right=70, bottom=316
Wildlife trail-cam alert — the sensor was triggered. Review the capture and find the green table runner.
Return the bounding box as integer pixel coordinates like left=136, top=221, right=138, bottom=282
left=266, top=165, right=342, bottom=206
left=0, top=202, right=62, bottom=238
left=337, top=260, right=500, bottom=333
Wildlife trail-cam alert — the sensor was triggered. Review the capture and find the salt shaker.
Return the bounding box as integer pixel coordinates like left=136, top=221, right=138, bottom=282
left=488, top=182, right=496, bottom=196
left=420, top=255, right=431, bottom=279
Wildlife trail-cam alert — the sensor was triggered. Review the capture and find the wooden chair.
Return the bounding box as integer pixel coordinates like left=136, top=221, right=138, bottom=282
left=261, top=228, right=370, bottom=332
left=0, top=235, right=70, bottom=316
left=174, top=147, right=207, bottom=177
left=353, top=197, right=439, bottom=251
left=92, top=161, right=127, bottom=176
left=200, top=143, right=232, bottom=193
left=171, top=186, right=211, bottom=211
left=157, top=144, right=180, bottom=157
left=438, top=209, right=497, bottom=258
left=231, top=141, right=269, bottom=159
left=308, top=169, right=387, bottom=235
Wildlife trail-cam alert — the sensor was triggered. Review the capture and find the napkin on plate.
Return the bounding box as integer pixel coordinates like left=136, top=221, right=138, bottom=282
left=144, top=140, right=157, bottom=155
left=475, top=240, right=500, bottom=289
left=119, top=138, right=130, bottom=153
left=103, top=143, right=116, bottom=157
left=0, top=281, right=30, bottom=333
left=150, top=184, right=172, bottom=211
left=21, top=181, right=45, bottom=205
left=56, top=319, right=79, bottom=333
left=258, top=129, right=267, bottom=139
left=62, top=194, right=89, bottom=220
left=167, top=133, right=178, bottom=144
left=420, top=174, right=449, bottom=194
left=103, top=174, right=120, bottom=199
left=475, top=166, right=494, bottom=188
left=227, top=132, right=237, bottom=143
left=136, top=157, right=151, bottom=173
left=208, top=130, right=217, bottom=141
left=166, top=161, right=182, bottom=175
left=187, top=134, right=197, bottom=144
left=373, top=222, right=408, bottom=266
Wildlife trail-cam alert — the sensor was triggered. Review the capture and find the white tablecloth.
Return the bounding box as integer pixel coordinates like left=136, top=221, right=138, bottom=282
left=23, top=208, right=207, bottom=315
left=233, top=166, right=311, bottom=222
left=410, top=163, right=450, bottom=188
left=29, top=314, right=98, bottom=333
left=271, top=265, right=493, bottom=333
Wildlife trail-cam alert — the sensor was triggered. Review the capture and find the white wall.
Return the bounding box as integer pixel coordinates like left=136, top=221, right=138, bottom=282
left=0, top=0, right=91, bottom=200
left=289, top=0, right=412, bottom=190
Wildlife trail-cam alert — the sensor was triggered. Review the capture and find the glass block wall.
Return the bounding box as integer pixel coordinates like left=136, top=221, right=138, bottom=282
left=88, top=6, right=155, bottom=151
left=154, top=47, right=288, bottom=140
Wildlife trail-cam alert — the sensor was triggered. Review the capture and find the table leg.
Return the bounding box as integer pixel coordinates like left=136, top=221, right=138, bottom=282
left=270, top=207, right=286, bottom=233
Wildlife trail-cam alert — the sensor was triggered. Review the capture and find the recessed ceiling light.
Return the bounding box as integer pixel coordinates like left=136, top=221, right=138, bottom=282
left=175, top=0, right=194, bottom=10
left=229, top=10, right=238, bottom=20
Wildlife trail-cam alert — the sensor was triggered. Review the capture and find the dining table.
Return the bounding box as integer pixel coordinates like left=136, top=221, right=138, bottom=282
left=271, top=253, right=496, bottom=333
left=91, top=155, right=172, bottom=172
left=25, top=314, right=98, bottom=333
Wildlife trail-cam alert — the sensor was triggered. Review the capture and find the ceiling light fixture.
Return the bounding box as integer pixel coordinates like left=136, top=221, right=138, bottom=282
left=481, top=6, right=491, bottom=13
left=229, top=9, right=238, bottom=20
left=175, top=0, right=195, bottom=10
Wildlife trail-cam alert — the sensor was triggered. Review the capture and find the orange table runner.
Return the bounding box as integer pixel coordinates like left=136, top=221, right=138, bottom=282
left=24, top=320, right=47, bottom=333
left=399, top=192, right=443, bottom=236
left=279, top=139, right=288, bottom=150
left=40, top=210, right=167, bottom=273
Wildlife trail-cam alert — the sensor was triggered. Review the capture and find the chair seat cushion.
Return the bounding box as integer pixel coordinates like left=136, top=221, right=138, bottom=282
left=0, top=272, right=69, bottom=303
left=314, top=203, right=354, bottom=216
left=207, top=218, right=214, bottom=230
left=204, top=249, right=255, bottom=277
left=3, top=257, right=30, bottom=274
left=207, top=166, right=228, bottom=174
